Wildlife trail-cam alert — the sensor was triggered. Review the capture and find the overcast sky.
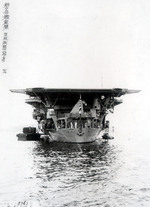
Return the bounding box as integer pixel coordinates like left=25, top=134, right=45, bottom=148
left=0, top=0, right=150, bottom=135
left=1, top=0, right=150, bottom=89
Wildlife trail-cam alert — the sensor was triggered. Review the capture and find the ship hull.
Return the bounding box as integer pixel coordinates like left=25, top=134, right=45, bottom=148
left=40, top=128, right=101, bottom=143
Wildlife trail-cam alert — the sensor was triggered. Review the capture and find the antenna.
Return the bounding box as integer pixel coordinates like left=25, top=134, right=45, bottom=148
left=101, top=75, right=103, bottom=88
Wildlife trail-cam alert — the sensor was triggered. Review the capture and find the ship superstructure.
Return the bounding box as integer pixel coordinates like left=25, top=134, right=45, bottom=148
left=10, top=88, right=140, bottom=143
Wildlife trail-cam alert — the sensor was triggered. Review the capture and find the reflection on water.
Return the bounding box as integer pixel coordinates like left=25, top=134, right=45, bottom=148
left=0, top=131, right=150, bottom=207
left=31, top=141, right=119, bottom=207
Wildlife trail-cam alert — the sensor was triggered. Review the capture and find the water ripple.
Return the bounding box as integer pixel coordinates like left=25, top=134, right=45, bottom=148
left=1, top=132, right=150, bottom=206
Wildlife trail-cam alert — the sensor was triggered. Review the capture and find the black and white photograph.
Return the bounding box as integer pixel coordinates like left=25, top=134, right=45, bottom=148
left=0, top=0, right=150, bottom=206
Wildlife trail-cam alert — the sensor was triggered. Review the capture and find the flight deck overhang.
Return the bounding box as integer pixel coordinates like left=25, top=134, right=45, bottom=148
left=10, top=88, right=141, bottom=97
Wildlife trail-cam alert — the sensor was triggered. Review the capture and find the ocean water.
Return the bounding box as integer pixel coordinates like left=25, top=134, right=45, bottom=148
left=0, top=129, right=150, bottom=207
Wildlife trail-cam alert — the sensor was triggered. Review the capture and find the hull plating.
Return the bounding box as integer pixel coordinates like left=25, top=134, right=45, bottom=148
left=41, top=128, right=101, bottom=143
